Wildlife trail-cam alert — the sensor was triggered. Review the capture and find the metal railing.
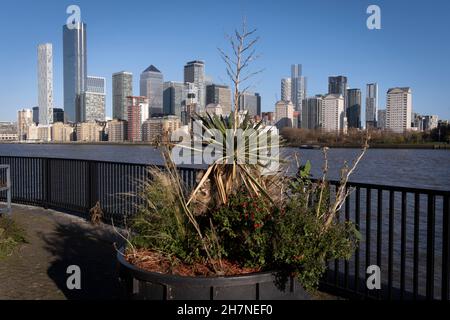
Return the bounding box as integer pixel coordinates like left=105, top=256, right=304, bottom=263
left=0, top=155, right=448, bottom=300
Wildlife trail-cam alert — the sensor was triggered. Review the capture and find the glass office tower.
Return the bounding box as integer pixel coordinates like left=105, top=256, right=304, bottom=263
left=63, top=23, right=87, bottom=123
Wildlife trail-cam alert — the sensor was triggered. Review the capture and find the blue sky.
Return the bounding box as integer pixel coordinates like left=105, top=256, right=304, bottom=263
left=0, top=0, right=449, bottom=122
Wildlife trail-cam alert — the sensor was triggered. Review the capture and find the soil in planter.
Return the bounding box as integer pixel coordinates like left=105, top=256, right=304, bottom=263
left=126, top=249, right=261, bottom=277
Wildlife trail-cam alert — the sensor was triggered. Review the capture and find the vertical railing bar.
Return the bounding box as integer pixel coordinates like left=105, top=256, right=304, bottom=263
left=388, top=190, right=394, bottom=300
left=377, top=188, right=383, bottom=300
left=355, top=187, right=361, bottom=293
left=344, top=186, right=350, bottom=289
left=426, top=194, right=436, bottom=300
left=413, top=193, right=420, bottom=300
left=400, top=191, right=407, bottom=300
left=442, top=195, right=449, bottom=301
left=365, top=188, right=372, bottom=297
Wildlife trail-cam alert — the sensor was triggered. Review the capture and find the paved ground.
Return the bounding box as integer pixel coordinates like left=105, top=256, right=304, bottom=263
left=0, top=205, right=124, bottom=300
left=0, top=204, right=338, bottom=300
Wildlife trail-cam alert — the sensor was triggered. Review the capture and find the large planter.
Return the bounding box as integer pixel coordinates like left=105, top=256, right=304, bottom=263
left=117, top=248, right=310, bottom=300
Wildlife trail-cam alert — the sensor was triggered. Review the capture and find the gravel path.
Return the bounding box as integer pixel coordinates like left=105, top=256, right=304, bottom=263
left=0, top=205, right=124, bottom=300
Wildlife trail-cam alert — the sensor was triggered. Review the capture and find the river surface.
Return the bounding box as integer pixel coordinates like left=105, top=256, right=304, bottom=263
left=0, top=143, right=449, bottom=191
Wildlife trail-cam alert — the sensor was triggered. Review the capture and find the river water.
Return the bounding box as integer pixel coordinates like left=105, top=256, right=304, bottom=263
left=0, top=144, right=449, bottom=191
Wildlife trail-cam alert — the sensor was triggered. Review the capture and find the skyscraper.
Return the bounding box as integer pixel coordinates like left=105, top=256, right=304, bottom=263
left=386, top=87, right=412, bottom=133
left=140, top=65, right=164, bottom=116
left=17, top=109, right=33, bottom=141
left=377, top=109, right=386, bottom=129
left=113, top=72, right=133, bottom=121
left=38, top=43, right=54, bottom=125
left=80, top=76, right=106, bottom=122
left=239, top=92, right=261, bottom=117
left=346, top=88, right=362, bottom=129
left=291, top=65, right=307, bottom=112
left=366, top=83, right=378, bottom=129
left=302, top=96, right=323, bottom=130
left=32, top=106, right=39, bottom=124
left=53, top=108, right=65, bottom=123
left=206, top=84, right=232, bottom=115
left=127, top=96, right=147, bottom=142
left=63, top=22, right=87, bottom=123
left=328, top=76, right=348, bottom=110
left=184, top=61, right=206, bottom=112
left=281, top=78, right=292, bottom=102
left=163, top=81, right=186, bottom=118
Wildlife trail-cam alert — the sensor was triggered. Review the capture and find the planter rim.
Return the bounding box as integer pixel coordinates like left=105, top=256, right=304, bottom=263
left=117, top=246, right=285, bottom=287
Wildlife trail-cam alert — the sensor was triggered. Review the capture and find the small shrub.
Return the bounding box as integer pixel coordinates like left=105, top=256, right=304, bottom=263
left=0, top=216, right=27, bottom=258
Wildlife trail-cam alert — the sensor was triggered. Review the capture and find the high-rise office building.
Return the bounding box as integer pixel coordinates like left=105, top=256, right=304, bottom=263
left=328, top=76, right=348, bottom=111
left=127, top=96, right=147, bottom=142
left=281, top=78, right=292, bottom=102
left=163, top=81, right=186, bottom=118
left=346, top=88, right=362, bottom=129
left=17, top=109, right=33, bottom=141
left=80, top=76, right=106, bottom=122
left=63, top=22, right=87, bottom=123
left=386, top=87, right=412, bottom=133
left=206, top=84, right=232, bottom=115
left=291, top=65, right=307, bottom=112
left=377, top=109, right=386, bottom=129
left=184, top=61, right=206, bottom=112
left=275, top=100, right=295, bottom=129
left=113, top=72, right=133, bottom=121
left=366, top=83, right=378, bottom=129
left=53, top=108, right=65, bottom=123
left=32, top=106, right=39, bottom=124
left=140, top=65, right=163, bottom=116
left=239, top=92, right=261, bottom=117
left=322, top=94, right=346, bottom=133
left=38, top=43, right=54, bottom=126
left=302, top=96, right=323, bottom=130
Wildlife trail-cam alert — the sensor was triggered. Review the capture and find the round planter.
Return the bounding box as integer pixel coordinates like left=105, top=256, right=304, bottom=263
left=117, top=247, right=310, bottom=300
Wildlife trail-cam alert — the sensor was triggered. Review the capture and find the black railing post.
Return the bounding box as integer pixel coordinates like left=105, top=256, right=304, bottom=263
left=442, top=196, right=449, bottom=301
left=413, top=193, right=420, bottom=300
left=426, top=194, right=436, bottom=300
left=388, top=191, right=395, bottom=300
left=365, top=188, right=372, bottom=297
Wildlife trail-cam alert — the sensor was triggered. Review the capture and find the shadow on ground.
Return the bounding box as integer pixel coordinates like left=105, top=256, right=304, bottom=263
left=41, top=222, right=125, bottom=300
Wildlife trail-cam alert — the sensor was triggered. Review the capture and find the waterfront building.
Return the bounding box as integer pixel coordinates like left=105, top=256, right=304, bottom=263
left=346, top=88, right=362, bottom=129
left=17, top=109, right=33, bottom=141
left=127, top=96, right=147, bottom=142
left=423, top=115, right=439, bottom=131
left=184, top=61, right=206, bottom=112
left=38, top=43, right=54, bottom=125
left=163, top=81, right=185, bottom=118
left=377, top=109, right=387, bottom=130
left=206, top=84, right=232, bottom=115
left=322, top=94, right=346, bottom=133
left=51, top=122, right=74, bottom=142
left=291, top=65, right=307, bottom=112
left=140, top=65, right=163, bottom=116
left=302, top=96, right=323, bottom=130
left=386, top=87, right=412, bottom=133
left=275, top=100, right=294, bottom=129
left=329, top=76, right=348, bottom=112
left=281, top=78, right=292, bottom=102
left=0, top=122, right=18, bottom=141
left=113, top=71, right=133, bottom=121
left=53, top=108, right=65, bottom=123
left=205, top=103, right=223, bottom=116
left=75, top=122, right=103, bottom=142
left=63, top=22, right=87, bottom=123
left=142, top=116, right=181, bottom=143
left=239, top=92, right=261, bottom=117
left=26, top=124, right=51, bottom=142
left=80, top=76, right=106, bottom=122
left=366, top=83, right=378, bottom=129
left=32, top=106, right=39, bottom=124
left=262, top=112, right=275, bottom=126
left=107, top=119, right=128, bottom=142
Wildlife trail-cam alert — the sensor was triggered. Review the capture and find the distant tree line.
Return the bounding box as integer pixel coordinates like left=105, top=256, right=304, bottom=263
left=281, top=124, right=450, bottom=147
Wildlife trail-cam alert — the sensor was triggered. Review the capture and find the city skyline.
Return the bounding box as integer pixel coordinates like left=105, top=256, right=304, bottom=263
left=0, top=0, right=449, bottom=122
